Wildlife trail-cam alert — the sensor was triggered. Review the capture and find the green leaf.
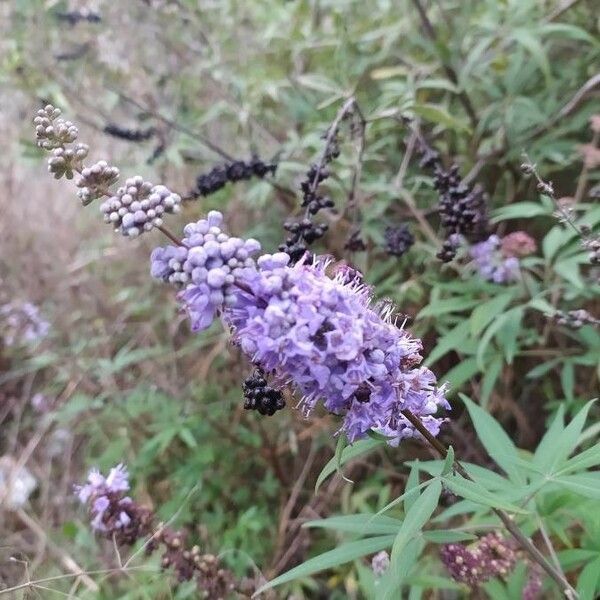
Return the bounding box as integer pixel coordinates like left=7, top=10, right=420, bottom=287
left=441, top=357, right=480, bottom=392
left=442, top=473, right=527, bottom=513
left=535, top=401, right=595, bottom=475
left=410, top=103, right=470, bottom=132
left=481, top=355, right=503, bottom=407
left=442, top=447, right=455, bottom=476
left=375, top=480, right=432, bottom=518
left=491, top=202, right=550, bottom=222
left=509, top=28, right=550, bottom=80
left=303, top=514, right=402, bottom=536
left=470, top=293, right=514, bottom=336
left=404, top=462, right=421, bottom=513
left=390, top=481, right=441, bottom=584
left=554, top=473, right=600, bottom=499
left=418, top=297, right=480, bottom=318
left=576, top=556, right=600, bottom=600
left=405, top=574, right=464, bottom=591
left=315, top=438, right=384, bottom=492
left=378, top=539, right=422, bottom=600
left=533, top=405, right=565, bottom=471
left=476, top=309, right=518, bottom=370
left=559, top=444, right=600, bottom=476
left=496, top=307, right=523, bottom=364
left=425, top=319, right=471, bottom=366
left=253, top=535, right=396, bottom=595
left=461, top=394, right=524, bottom=484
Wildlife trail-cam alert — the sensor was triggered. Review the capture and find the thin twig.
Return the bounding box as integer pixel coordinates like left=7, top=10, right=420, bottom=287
left=522, top=153, right=587, bottom=240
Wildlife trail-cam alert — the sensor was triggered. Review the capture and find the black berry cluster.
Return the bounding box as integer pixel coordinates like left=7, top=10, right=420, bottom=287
left=186, top=158, right=277, bottom=199
left=418, top=142, right=488, bottom=262
left=104, top=123, right=155, bottom=142
left=280, top=129, right=341, bottom=264
left=242, top=369, right=286, bottom=416
left=55, top=9, right=101, bottom=25
left=384, top=224, right=414, bottom=257
left=281, top=219, right=329, bottom=264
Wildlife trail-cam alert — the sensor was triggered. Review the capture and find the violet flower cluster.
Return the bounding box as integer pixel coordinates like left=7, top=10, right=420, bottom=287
left=1, top=301, right=50, bottom=347
left=152, top=211, right=449, bottom=444
left=225, top=253, right=448, bottom=443
left=75, top=464, right=150, bottom=543
left=469, top=235, right=520, bottom=284
left=75, top=465, right=251, bottom=597
left=151, top=210, right=261, bottom=331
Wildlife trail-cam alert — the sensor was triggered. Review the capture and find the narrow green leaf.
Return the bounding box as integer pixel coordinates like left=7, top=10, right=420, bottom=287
left=554, top=473, right=600, bottom=499
left=425, top=319, right=471, bottom=366
left=303, top=514, right=402, bottom=536
left=443, top=473, right=527, bottom=513
left=533, top=405, right=565, bottom=472
left=442, top=447, right=455, bottom=476
left=461, top=395, right=524, bottom=484
left=559, top=444, right=600, bottom=476
left=404, top=462, right=420, bottom=513
left=390, top=480, right=442, bottom=579
left=418, top=297, right=480, bottom=318
left=253, top=535, right=396, bottom=595
left=411, top=103, right=470, bottom=132
left=378, top=539, right=422, bottom=600
left=316, top=438, right=384, bottom=492
left=491, top=202, right=550, bottom=222
left=576, top=556, right=600, bottom=600
left=470, top=293, right=514, bottom=336
left=536, top=401, right=595, bottom=475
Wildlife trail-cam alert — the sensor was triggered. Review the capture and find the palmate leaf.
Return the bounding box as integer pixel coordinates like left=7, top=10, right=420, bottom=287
left=533, top=400, right=596, bottom=475
left=253, top=535, right=396, bottom=595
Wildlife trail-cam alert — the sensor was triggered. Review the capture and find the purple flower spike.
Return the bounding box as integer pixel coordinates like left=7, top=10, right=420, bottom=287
left=74, top=464, right=152, bottom=543
left=225, top=254, right=449, bottom=444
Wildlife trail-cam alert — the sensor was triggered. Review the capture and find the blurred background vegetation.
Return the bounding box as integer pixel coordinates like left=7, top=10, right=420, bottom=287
left=0, top=0, right=599, bottom=597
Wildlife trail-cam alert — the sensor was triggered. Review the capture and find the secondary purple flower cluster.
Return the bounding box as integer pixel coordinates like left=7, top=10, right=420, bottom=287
left=470, top=235, right=520, bottom=284
left=224, top=254, right=448, bottom=443
left=1, top=302, right=50, bottom=347
left=75, top=465, right=251, bottom=597
left=150, top=211, right=261, bottom=331
left=74, top=464, right=153, bottom=544
left=441, top=532, right=517, bottom=586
